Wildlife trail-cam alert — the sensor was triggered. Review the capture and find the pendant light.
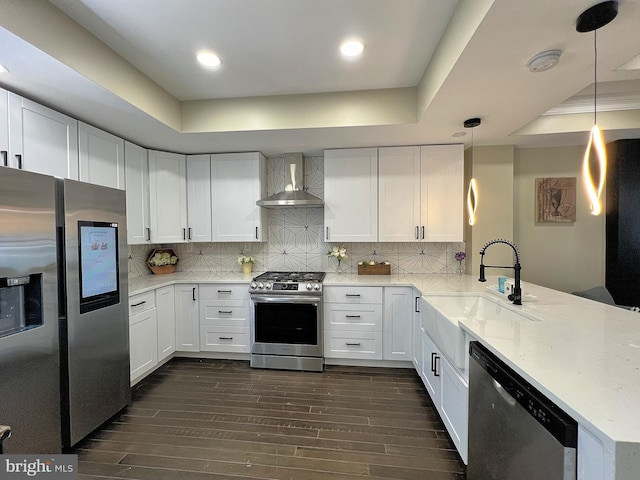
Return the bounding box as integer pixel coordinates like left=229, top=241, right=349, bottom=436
left=464, top=117, right=481, bottom=226
left=576, top=1, right=618, bottom=216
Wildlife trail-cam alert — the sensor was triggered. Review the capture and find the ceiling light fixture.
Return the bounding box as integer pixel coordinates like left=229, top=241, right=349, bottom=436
left=464, top=117, right=481, bottom=226
left=196, top=51, right=222, bottom=68
left=576, top=0, right=618, bottom=216
left=527, top=50, right=562, bottom=73
left=340, top=40, right=365, bottom=57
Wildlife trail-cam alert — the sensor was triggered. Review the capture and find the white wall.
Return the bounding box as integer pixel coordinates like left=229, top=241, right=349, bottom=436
left=514, top=145, right=605, bottom=293
left=465, top=145, right=515, bottom=276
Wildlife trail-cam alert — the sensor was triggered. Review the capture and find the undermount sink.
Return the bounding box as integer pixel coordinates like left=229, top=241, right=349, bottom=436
left=422, top=294, right=537, bottom=369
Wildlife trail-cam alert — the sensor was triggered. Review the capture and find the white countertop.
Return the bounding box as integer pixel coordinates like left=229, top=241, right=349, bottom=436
left=128, top=271, right=640, bottom=455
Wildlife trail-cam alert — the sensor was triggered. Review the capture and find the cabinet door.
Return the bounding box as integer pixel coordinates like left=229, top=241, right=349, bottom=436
left=412, top=293, right=422, bottom=369
left=174, top=284, right=200, bottom=352
left=149, top=150, right=188, bottom=243
left=324, top=148, right=378, bottom=242
left=9, top=93, right=78, bottom=179
left=78, top=122, right=125, bottom=189
left=0, top=88, right=8, bottom=164
left=124, top=141, right=151, bottom=244
left=440, top=357, right=469, bottom=464
left=156, top=285, right=176, bottom=362
left=186, top=154, right=212, bottom=242
left=211, top=152, right=265, bottom=242
left=129, top=308, right=158, bottom=382
left=383, top=287, right=413, bottom=361
left=420, top=327, right=441, bottom=401
left=378, top=146, right=421, bottom=242
left=420, top=145, right=464, bottom=242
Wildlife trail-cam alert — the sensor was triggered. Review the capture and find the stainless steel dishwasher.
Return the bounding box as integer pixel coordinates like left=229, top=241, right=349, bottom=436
left=468, top=341, right=578, bottom=480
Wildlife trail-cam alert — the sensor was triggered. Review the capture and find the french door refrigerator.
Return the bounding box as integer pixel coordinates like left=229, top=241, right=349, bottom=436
left=0, top=167, right=130, bottom=453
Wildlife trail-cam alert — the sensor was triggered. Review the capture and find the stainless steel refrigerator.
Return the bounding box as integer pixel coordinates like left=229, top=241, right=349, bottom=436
left=0, top=167, right=130, bottom=453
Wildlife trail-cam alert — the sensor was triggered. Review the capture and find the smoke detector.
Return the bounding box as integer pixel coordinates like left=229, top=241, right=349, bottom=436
left=527, top=50, right=562, bottom=73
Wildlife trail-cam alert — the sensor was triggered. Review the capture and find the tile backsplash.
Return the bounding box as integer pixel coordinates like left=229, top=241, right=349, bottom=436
left=128, top=155, right=466, bottom=276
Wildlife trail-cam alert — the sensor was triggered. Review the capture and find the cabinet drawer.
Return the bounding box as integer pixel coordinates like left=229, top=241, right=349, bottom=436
left=325, top=304, right=382, bottom=332
left=324, top=286, right=383, bottom=304
left=325, top=331, right=382, bottom=360
left=200, top=301, right=249, bottom=327
left=129, top=291, right=156, bottom=316
left=199, top=284, right=249, bottom=301
left=200, top=325, right=249, bottom=353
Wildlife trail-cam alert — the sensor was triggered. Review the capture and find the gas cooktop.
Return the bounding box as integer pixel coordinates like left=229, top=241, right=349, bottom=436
left=249, top=271, right=326, bottom=294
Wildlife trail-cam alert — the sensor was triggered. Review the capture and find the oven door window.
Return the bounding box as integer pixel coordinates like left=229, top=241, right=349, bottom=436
left=254, top=302, right=318, bottom=345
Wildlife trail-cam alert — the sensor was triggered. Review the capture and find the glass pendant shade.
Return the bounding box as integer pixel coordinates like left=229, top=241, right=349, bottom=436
left=582, top=124, right=607, bottom=215
left=467, top=178, right=478, bottom=225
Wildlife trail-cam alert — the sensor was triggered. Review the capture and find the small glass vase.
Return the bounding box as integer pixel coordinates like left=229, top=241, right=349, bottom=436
left=456, top=261, right=465, bottom=275
left=335, top=259, right=344, bottom=274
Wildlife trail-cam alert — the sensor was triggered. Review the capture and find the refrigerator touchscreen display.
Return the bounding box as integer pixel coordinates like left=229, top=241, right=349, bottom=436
left=78, top=221, right=120, bottom=313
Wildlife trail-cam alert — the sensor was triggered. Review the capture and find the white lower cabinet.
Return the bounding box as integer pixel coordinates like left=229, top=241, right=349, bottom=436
left=418, top=297, right=468, bottom=464
left=383, top=287, right=412, bottom=361
left=199, top=284, right=250, bottom=353
left=324, top=286, right=383, bottom=360
left=175, top=284, right=200, bottom=352
left=156, top=285, right=176, bottom=362
left=129, top=291, right=157, bottom=383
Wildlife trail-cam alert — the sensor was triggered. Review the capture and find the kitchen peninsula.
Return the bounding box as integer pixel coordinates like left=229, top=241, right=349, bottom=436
left=129, top=271, right=640, bottom=480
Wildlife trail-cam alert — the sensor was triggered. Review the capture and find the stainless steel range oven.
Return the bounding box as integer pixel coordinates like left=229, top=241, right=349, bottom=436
left=249, top=272, right=325, bottom=372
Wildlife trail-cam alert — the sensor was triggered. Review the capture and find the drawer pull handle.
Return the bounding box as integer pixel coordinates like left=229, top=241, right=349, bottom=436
left=217, top=290, right=232, bottom=294
left=219, top=336, right=233, bottom=340
left=218, top=310, right=233, bottom=314
left=131, top=301, right=146, bottom=307
left=346, top=342, right=361, bottom=346
left=345, top=315, right=361, bottom=318
left=345, top=294, right=361, bottom=297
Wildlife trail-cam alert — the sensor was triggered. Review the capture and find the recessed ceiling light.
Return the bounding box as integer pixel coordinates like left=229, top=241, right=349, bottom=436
left=0, top=64, right=8, bottom=74
left=340, top=40, right=365, bottom=57
left=197, top=51, right=222, bottom=68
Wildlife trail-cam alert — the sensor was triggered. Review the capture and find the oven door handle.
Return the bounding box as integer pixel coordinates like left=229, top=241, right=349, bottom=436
left=251, top=295, right=322, bottom=304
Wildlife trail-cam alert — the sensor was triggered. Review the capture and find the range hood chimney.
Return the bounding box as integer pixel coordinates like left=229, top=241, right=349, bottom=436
left=257, top=153, right=324, bottom=208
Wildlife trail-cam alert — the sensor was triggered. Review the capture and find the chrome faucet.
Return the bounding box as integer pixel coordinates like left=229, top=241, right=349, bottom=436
left=478, top=239, right=522, bottom=305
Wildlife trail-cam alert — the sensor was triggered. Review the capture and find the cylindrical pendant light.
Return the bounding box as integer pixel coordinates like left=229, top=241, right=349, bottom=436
left=576, top=1, right=618, bottom=216
left=464, top=118, right=481, bottom=226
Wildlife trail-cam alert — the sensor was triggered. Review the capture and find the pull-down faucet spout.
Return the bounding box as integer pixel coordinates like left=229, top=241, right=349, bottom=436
left=478, top=239, right=522, bottom=305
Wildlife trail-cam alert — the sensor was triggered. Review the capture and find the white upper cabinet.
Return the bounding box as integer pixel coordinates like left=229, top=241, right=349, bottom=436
left=125, top=141, right=151, bottom=244
left=7, top=93, right=78, bottom=179
left=78, top=122, right=125, bottom=189
left=148, top=150, right=188, bottom=243
left=186, top=154, right=212, bottom=243
left=378, top=146, right=421, bottom=242
left=420, top=144, right=464, bottom=242
left=324, top=148, right=378, bottom=242
left=211, top=152, right=266, bottom=242
left=0, top=88, right=8, bottom=167
left=379, top=144, right=463, bottom=242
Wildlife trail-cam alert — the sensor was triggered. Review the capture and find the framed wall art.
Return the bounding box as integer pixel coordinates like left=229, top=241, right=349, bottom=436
left=535, top=177, right=577, bottom=223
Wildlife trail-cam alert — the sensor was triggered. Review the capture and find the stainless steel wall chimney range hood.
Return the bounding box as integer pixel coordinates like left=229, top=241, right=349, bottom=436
left=257, top=153, right=323, bottom=208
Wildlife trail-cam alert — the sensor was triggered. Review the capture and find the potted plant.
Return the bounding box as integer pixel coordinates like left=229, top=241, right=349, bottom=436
left=147, top=249, right=178, bottom=275
left=238, top=255, right=255, bottom=274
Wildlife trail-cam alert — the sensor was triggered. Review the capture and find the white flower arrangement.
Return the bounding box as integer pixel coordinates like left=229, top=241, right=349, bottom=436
left=148, top=251, right=178, bottom=266
left=328, top=245, right=348, bottom=261
left=237, top=255, right=255, bottom=265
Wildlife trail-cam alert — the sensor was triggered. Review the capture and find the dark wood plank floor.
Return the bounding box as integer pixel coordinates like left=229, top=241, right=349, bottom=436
left=74, top=359, right=466, bottom=480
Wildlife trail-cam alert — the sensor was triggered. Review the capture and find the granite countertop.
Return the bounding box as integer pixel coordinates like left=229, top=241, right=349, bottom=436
left=127, top=271, right=640, bottom=458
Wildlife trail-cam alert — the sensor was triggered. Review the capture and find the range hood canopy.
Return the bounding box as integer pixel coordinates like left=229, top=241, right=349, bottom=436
left=257, top=153, right=324, bottom=208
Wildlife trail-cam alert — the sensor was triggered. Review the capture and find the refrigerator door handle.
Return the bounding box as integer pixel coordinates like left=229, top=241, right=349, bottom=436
left=1, top=151, right=7, bottom=167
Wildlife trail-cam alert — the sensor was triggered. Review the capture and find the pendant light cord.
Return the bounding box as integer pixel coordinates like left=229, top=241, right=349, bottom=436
left=594, top=29, right=598, bottom=125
